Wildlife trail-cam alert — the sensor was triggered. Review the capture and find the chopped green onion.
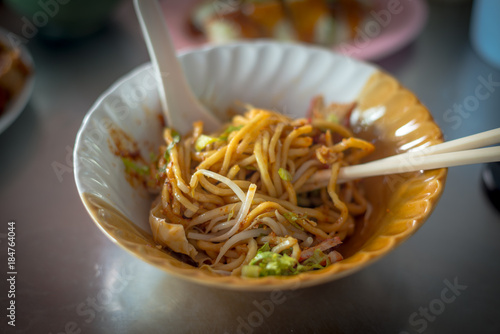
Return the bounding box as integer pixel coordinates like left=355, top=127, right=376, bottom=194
left=241, top=242, right=330, bottom=278
left=219, top=125, right=244, bottom=141
left=283, top=212, right=304, bottom=231
left=156, top=164, right=167, bottom=181
left=241, top=265, right=261, bottom=278
left=170, top=130, right=181, bottom=144
left=258, top=243, right=271, bottom=253
left=327, top=114, right=339, bottom=123
left=243, top=248, right=297, bottom=277
left=122, top=157, right=149, bottom=175
left=301, top=249, right=330, bottom=268
left=195, top=134, right=218, bottom=151
left=283, top=212, right=298, bottom=222
left=278, top=168, right=292, bottom=181
left=193, top=125, right=244, bottom=152
left=226, top=205, right=235, bottom=222
left=164, top=129, right=181, bottom=162
left=149, top=152, right=156, bottom=161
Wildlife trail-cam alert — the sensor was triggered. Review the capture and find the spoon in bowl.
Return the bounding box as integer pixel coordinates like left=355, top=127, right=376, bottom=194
left=133, top=0, right=222, bottom=134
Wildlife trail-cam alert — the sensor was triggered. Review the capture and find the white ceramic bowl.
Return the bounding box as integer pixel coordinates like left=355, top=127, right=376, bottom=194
left=74, top=42, right=446, bottom=290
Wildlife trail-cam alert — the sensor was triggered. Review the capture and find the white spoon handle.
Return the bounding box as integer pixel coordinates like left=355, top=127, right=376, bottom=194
left=134, top=0, right=221, bottom=134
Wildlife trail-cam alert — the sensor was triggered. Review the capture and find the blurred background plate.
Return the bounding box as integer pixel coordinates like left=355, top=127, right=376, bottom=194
left=163, top=0, right=428, bottom=61
left=332, top=0, right=428, bottom=60
left=0, top=27, right=35, bottom=134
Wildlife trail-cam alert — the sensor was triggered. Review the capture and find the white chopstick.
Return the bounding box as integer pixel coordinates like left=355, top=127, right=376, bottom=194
left=301, top=127, right=500, bottom=192
left=338, top=146, right=500, bottom=181
left=368, top=127, right=500, bottom=161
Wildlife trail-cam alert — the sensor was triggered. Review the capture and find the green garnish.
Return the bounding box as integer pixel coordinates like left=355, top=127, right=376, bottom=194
left=327, top=114, right=339, bottom=123
left=258, top=243, right=271, bottom=252
left=194, top=125, right=244, bottom=152
left=158, top=164, right=167, bottom=174
left=283, top=212, right=304, bottom=231
left=122, top=157, right=149, bottom=175
left=218, top=125, right=244, bottom=141
left=283, top=211, right=298, bottom=222
left=242, top=243, right=297, bottom=277
left=227, top=205, right=235, bottom=222
left=241, top=243, right=330, bottom=278
left=155, top=164, right=167, bottom=181
left=195, top=134, right=218, bottom=151
left=241, top=265, right=261, bottom=278
left=149, top=152, right=157, bottom=162
left=278, top=168, right=292, bottom=181
left=301, top=249, right=330, bottom=269
left=164, top=130, right=181, bottom=162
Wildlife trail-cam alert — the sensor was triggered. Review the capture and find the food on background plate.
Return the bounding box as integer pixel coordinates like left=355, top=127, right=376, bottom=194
left=117, top=97, right=375, bottom=277
left=0, top=40, right=31, bottom=115
left=190, top=0, right=371, bottom=46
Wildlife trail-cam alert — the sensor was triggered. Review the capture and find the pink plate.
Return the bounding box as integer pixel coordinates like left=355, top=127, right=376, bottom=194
left=333, top=0, right=428, bottom=60
left=161, top=0, right=428, bottom=61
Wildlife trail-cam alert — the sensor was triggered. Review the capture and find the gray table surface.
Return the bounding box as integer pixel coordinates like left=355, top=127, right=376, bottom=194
left=1, top=1, right=499, bottom=333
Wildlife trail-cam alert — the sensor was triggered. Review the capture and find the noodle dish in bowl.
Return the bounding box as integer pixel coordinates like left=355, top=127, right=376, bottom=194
left=74, top=42, right=446, bottom=290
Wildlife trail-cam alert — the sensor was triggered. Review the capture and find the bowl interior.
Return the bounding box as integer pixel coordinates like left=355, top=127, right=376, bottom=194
left=74, top=42, right=446, bottom=290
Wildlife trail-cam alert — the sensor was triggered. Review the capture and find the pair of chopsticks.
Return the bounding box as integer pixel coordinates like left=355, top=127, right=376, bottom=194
left=302, top=128, right=500, bottom=191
